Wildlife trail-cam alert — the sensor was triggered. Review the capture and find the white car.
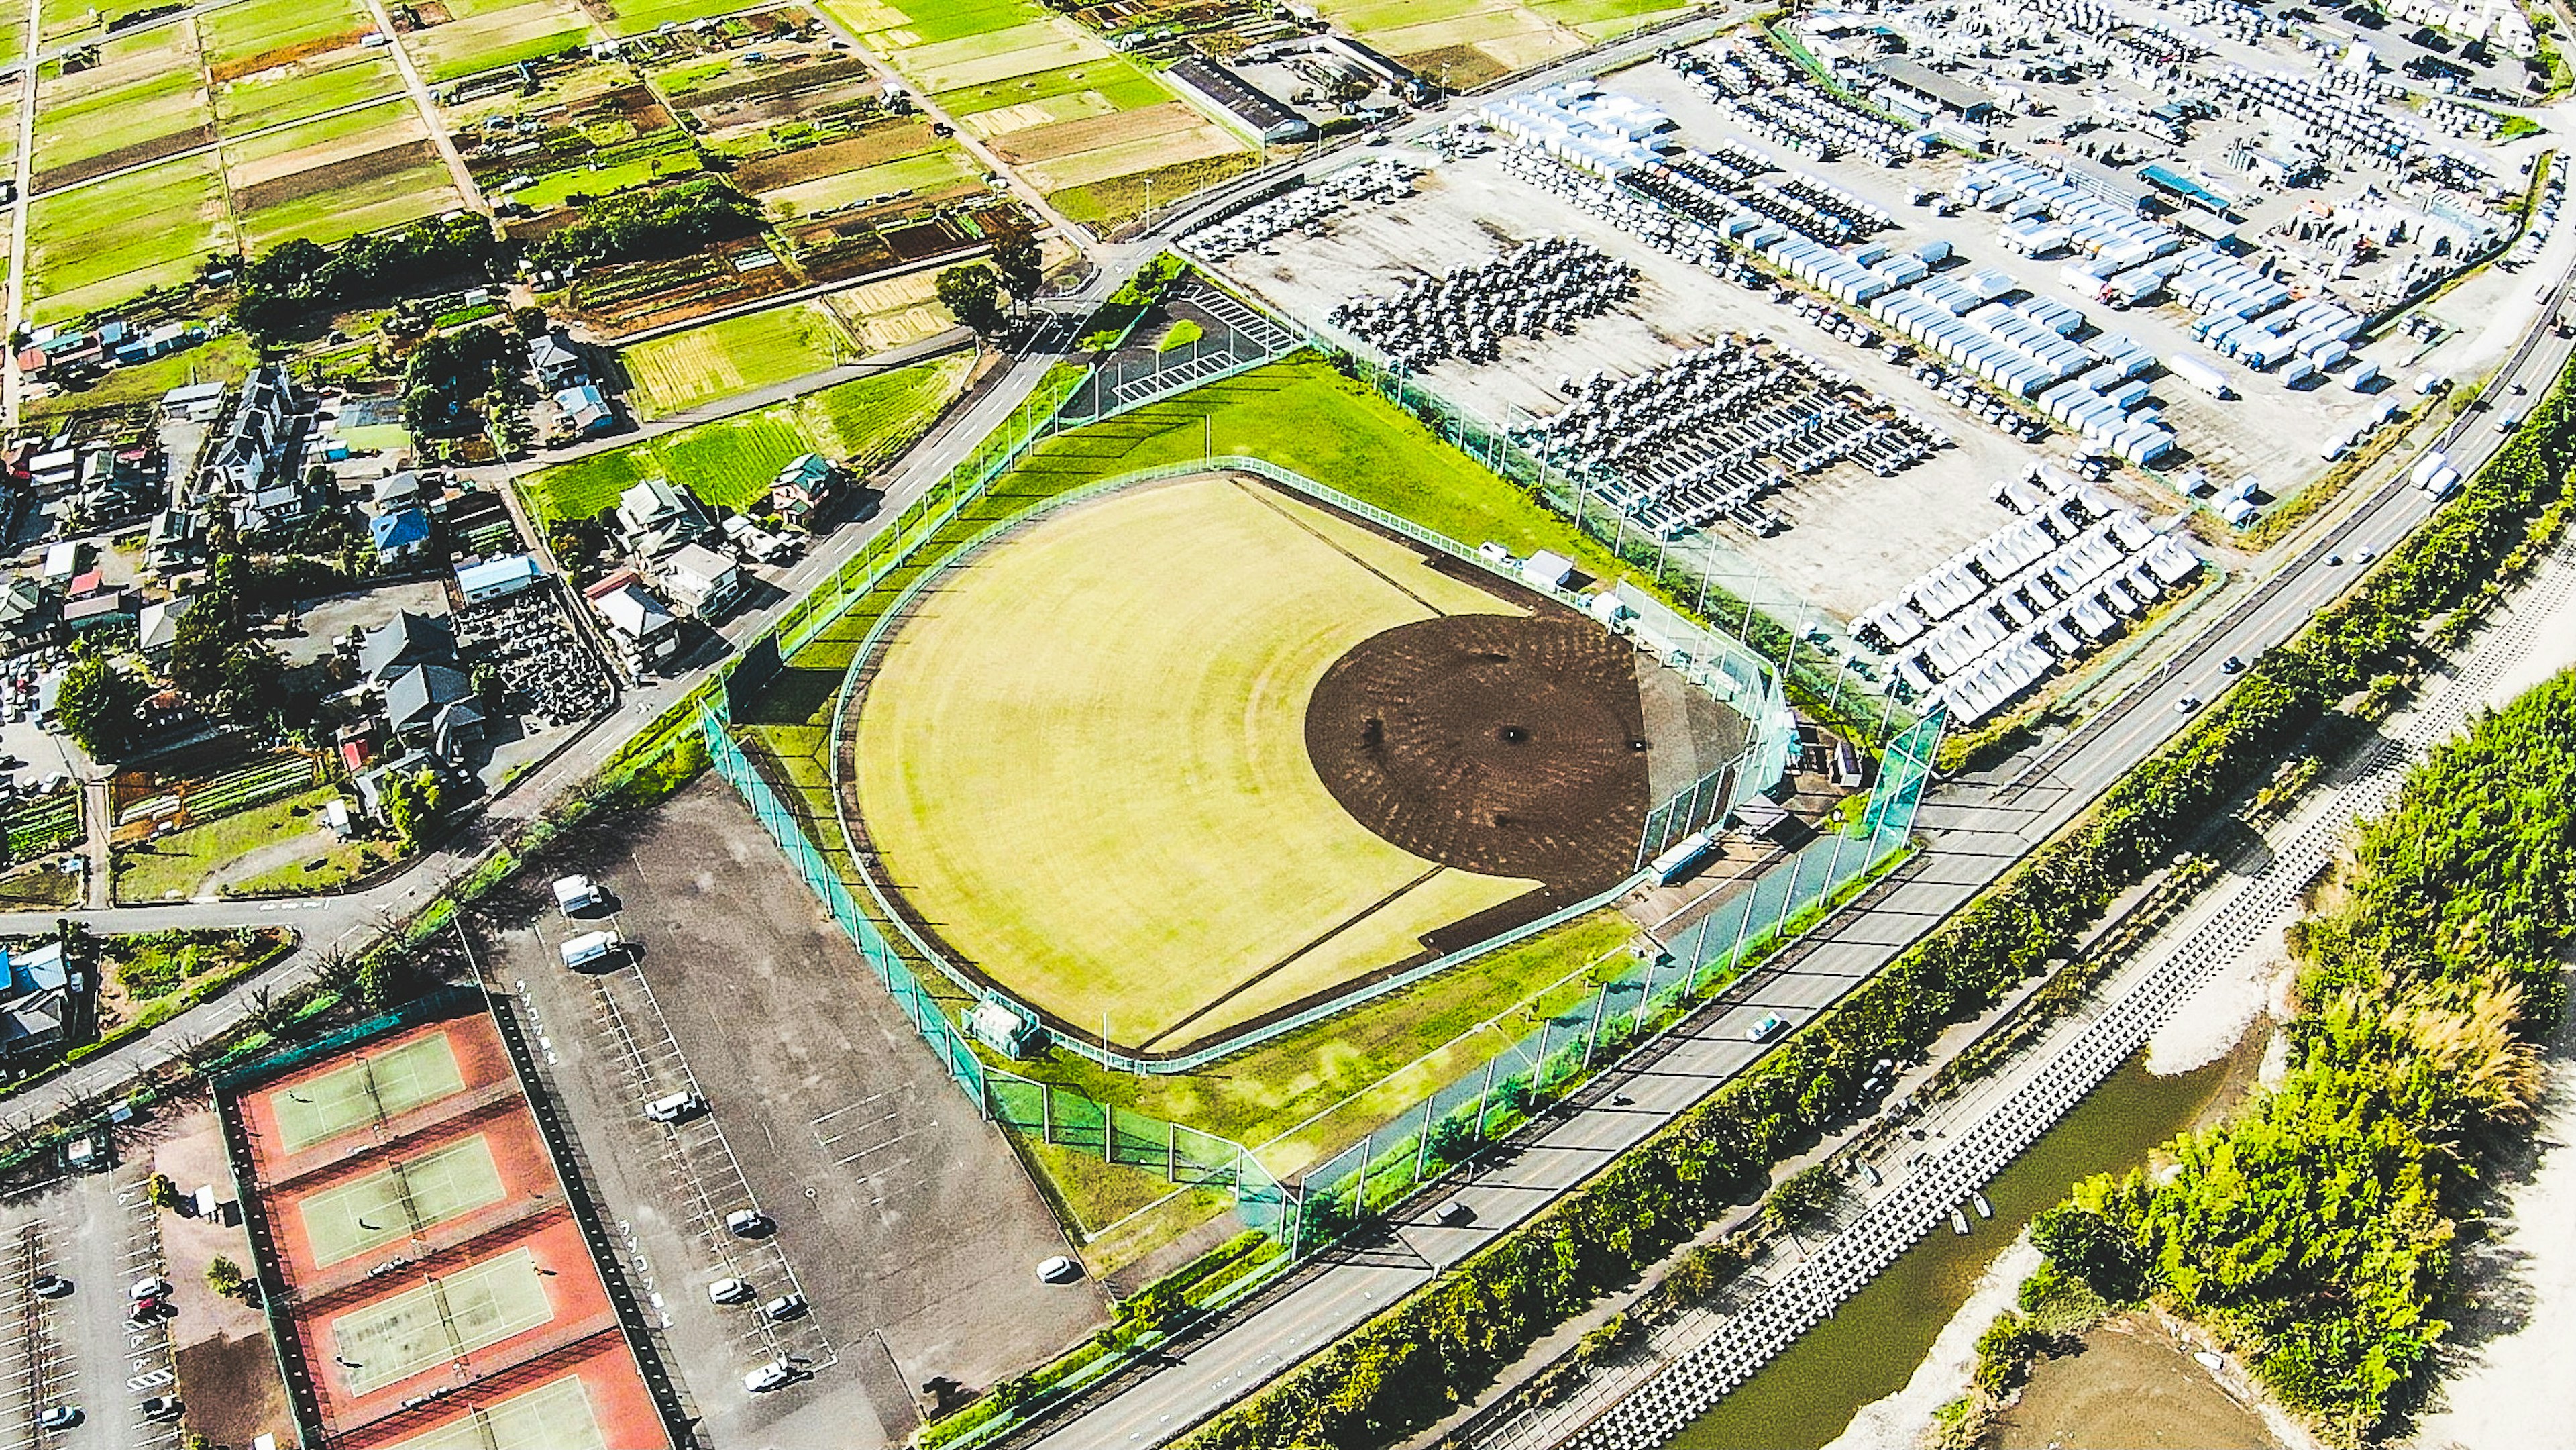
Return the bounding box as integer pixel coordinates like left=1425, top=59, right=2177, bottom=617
left=128, top=1276, right=170, bottom=1302
left=744, top=1360, right=798, bottom=1394
left=708, top=1278, right=755, bottom=1306
left=725, top=1209, right=773, bottom=1239
left=761, top=1292, right=808, bottom=1322
left=1035, top=1255, right=1080, bottom=1284
left=644, top=1091, right=707, bottom=1125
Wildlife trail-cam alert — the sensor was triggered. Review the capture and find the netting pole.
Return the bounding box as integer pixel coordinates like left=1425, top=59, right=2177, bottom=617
left=1101, top=1102, right=1114, bottom=1163
left=1041, top=1084, right=1054, bottom=1145
left=1639, top=945, right=1662, bottom=1022
left=1581, top=980, right=1609, bottom=1068
left=1168, top=1121, right=1178, bottom=1182
left=1473, top=1055, right=1498, bottom=1143
left=1352, top=1131, right=1375, bottom=1214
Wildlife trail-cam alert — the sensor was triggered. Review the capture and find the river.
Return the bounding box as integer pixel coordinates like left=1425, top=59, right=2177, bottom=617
left=1670, top=1049, right=2245, bottom=1449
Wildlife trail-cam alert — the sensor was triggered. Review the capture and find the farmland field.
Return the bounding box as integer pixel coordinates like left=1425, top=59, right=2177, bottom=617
left=519, top=349, right=971, bottom=521
left=820, top=269, right=957, bottom=351
left=215, top=52, right=406, bottom=132
left=760, top=146, right=981, bottom=217
left=619, top=300, right=853, bottom=418
left=849, top=474, right=1534, bottom=1050
left=400, top=0, right=592, bottom=82
left=225, top=109, right=460, bottom=248
left=25, top=153, right=232, bottom=323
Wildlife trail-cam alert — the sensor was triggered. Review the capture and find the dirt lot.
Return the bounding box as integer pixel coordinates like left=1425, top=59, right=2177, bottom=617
left=476, top=776, right=1105, bottom=1446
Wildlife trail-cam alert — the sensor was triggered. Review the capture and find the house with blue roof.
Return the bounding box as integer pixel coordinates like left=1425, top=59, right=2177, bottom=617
left=371, top=505, right=432, bottom=566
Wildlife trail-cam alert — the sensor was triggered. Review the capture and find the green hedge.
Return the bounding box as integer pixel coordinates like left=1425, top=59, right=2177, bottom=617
left=1175, top=358, right=2576, bottom=1450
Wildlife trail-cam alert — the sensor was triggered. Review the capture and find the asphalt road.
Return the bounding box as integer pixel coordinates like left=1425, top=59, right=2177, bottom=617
left=1012, top=230, right=2576, bottom=1450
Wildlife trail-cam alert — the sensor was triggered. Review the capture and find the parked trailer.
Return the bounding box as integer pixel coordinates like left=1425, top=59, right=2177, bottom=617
left=2165, top=354, right=2233, bottom=399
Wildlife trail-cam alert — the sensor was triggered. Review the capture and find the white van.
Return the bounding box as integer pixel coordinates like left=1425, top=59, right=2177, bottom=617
left=551, top=874, right=601, bottom=915
left=644, top=1091, right=706, bottom=1124
left=559, top=930, right=624, bottom=968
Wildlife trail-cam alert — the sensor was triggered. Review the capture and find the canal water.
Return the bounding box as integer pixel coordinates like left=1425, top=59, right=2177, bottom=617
left=1670, top=1050, right=2243, bottom=1449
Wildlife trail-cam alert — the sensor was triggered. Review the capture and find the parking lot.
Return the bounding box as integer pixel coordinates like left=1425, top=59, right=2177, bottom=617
left=0, top=1160, right=180, bottom=1450
left=477, top=777, right=1106, bottom=1447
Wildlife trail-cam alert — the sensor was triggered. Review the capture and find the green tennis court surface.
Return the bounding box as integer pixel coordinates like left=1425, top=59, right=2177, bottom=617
left=299, top=1135, right=510, bottom=1269
left=383, top=1375, right=607, bottom=1450
left=274, top=1033, right=467, bottom=1154
left=335, top=1248, right=555, bottom=1397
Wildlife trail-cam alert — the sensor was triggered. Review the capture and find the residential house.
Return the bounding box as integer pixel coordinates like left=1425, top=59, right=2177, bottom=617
left=199, top=364, right=307, bottom=499
left=370, top=506, right=433, bottom=565
left=555, top=384, right=614, bottom=436
left=360, top=609, right=455, bottom=687
left=373, top=470, right=427, bottom=515
left=586, top=570, right=679, bottom=667
left=769, top=452, right=842, bottom=532
left=235, top=476, right=317, bottom=535
left=657, top=541, right=741, bottom=621
left=161, top=380, right=226, bottom=422
left=0, top=988, right=66, bottom=1063
left=0, top=578, right=53, bottom=650
left=384, top=663, right=484, bottom=757
left=614, top=478, right=712, bottom=562
left=138, top=594, right=194, bottom=666
left=529, top=333, right=587, bottom=389
left=61, top=588, right=136, bottom=637
left=456, top=553, right=544, bottom=607
left=147, top=509, right=205, bottom=574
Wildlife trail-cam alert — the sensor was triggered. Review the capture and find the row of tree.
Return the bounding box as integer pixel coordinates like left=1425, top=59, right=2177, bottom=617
left=1172, top=344, right=2576, bottom=1450
left=233, top=215, right=502, bottom=340
left=2033, top=668, right=2575, bottom=1443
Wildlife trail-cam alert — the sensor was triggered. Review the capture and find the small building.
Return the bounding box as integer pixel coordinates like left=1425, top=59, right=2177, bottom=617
left=587, top=574, right=680, bottom=666
left=148, top=509, right=205, bottom=573
left=360, top=609, right=456, bottom=686
left=0, top=989, right=66, bottom=1063
left=161, top=380, right=226, bottom=421
left=657, top=542, right=741, bottom=621
left=61, top=588, right=136, bottom=637
left=769, top=452, right=840, bottom=531
left=1519, top=550, right=1576, bottom=590
left=372, top=470, right=427, bottom=515
left=138, top=594, right=194, bottom=666
left=0, top=578, right=54, bottom=650
left=554, top=383, right=615, bottom=436
left=529, top=333, right=587, bottom=389
left=614, top=478, right=713, bottom=561
left=965, top=998, right=1039, bottom=1057
left=384, top=663, right=485, bottom=756
left=455, top=553, right=544, bottom=607
left=370, top=505, right=433, bottom=565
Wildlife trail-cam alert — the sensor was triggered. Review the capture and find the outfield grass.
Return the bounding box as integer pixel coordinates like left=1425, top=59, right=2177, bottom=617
left=621, top=301, right=853, bottom=419
left=854, top=475, right=1535, bottom=1051
left=519, top=350, right=971, bottom=521
left=26, top=154, right=231, bottom=323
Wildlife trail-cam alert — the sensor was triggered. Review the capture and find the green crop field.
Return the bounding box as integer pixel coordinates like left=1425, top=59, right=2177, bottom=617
left=215, top=54, right=405, bottom=133
left=762, top=146, right=979, bottom=217
left=851, top=475, right=1534, bottom=1052
left=932, top=56, right=1170, bottom=119
left=199, top=0, right=370, bottom=57
left=510, top=146, right=701, bottom=210
left=402, top=0, right=591, bottom=83
left=595, top=0, right=750, bottom=35
left=621, top=301, right=852, bottom=419
left=520, top=350, right=969, bottom=521
left=26, top=154, right=232, bottom=323
left=237, top=150, right=461, bottom=248
left=32, top=63, right=209, bottom=176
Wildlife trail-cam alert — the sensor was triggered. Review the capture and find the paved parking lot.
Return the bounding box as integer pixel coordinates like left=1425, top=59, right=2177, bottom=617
left=477, top=777, right=1106, bottom=1448
left=0, top=1162, right=179, bottom=1450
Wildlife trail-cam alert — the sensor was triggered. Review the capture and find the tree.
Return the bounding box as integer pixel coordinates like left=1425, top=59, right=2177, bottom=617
left=383, top=767, right=445, bottom=851
left=992, top=233, right=1044, bottom=312
left=145, top=1173, right=182, bottom=1211
left=205, top=1255, right=246, bottom=1300
left=1762, top=1163, right=1841, bottom=1232
left=54, top=652, right=135, bottom=758
left=936, top=262, right=1004, bottom=333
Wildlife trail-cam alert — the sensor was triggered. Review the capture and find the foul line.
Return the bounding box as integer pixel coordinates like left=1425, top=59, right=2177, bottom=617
left=1231, top=478, right=1449, bottom=619
left=1136, top=865, right=1448, bottom=1053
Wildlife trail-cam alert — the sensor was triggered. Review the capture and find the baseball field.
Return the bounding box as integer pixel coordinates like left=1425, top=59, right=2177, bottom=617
left=851, top=472, right=1666, bottom=1053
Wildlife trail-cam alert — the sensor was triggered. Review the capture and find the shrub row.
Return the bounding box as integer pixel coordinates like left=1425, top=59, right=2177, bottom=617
left=1175, top=359, right=2576, bottom=1450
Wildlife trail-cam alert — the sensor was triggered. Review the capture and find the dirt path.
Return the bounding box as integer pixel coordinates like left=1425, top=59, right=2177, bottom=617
left=362, top=0, right=484, bottom=214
